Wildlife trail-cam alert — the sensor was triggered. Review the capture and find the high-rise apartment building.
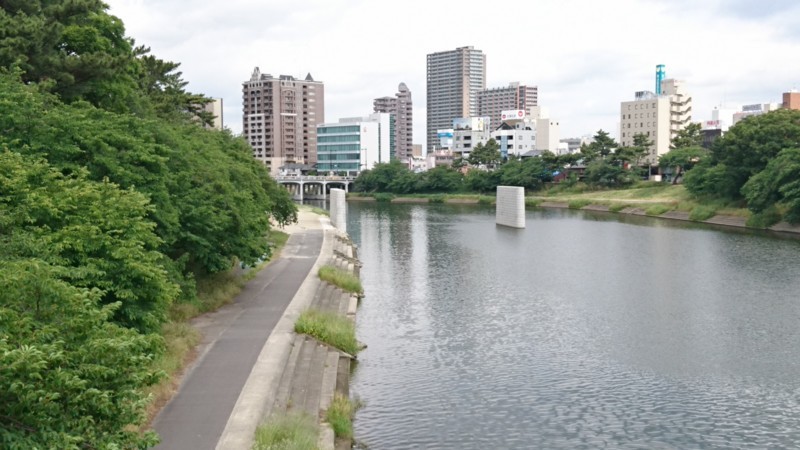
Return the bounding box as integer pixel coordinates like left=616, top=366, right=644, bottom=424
left=374, top=83, right=413, bottom=161
left=426, top=46, right=486, bottom=151
left=478, top=82, right=538, bottom=127
left=242, top=67, right=324, bottom=175
left=619, top=68, right=692, bottom=165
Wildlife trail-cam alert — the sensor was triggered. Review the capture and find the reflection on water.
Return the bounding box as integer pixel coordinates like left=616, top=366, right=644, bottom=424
left=348, top=203, right=800, bottom=449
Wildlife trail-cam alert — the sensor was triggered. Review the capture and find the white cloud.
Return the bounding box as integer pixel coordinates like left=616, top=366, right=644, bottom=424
left=106, top=0, right=800, bottom=146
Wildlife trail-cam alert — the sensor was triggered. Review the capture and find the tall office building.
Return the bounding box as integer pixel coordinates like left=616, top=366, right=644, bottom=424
left=373, top=82, right=413, bottom=161
left=619, top=67, right=692, bottom=165
left=479, top=82, right=538, bottom=127
left=426, top=46, right=486, bottom=151
left=242, top=67, right=324, bottom=175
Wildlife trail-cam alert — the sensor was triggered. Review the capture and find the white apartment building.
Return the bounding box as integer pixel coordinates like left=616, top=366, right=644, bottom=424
left=619, top=78, right=692, bottom=164
left=492, top=110, right=537, bottom=157
left=452, top=117, right=491, bottom=159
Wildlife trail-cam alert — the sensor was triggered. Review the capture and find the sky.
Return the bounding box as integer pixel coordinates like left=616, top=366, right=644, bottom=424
left=105, top=0, right=800, bottom=149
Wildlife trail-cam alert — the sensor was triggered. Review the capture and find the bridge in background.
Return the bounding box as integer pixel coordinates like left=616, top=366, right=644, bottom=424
left=274, top=176, right=357, bottom=201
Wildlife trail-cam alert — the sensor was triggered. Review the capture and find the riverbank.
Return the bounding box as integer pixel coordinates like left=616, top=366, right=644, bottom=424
left=347, top=185, right=800, bottom=235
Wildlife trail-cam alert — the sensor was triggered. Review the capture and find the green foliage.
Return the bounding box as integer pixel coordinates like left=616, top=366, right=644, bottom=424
left=746, top=206, right=783, bottom=228
left=690, top=109, right=800, bottom=199
left=581, top=129, right=618, bottom=162
left=478, top=195, right=495, bottom=205
left=524, top=197, right=541, bottom=208
left=608, top=203, right=631, bottom=213
left=373, top=192, right=394, bottom=202
left=467, top=138, right=501, bottom=167
left=0, top=150, right=176, bottom=332
left=671, top=122, right=704, bottom=150
left=326, top=393, right=358, bottom=440
left=295, top=309, right=360, bottom=355
left=429, top=194, right=446, bottom=203
left=584, top=160, right=635, bottom=188
left=659, top=146, right=709, bottom=183
left=689, top=205, right=718, bottom=221
left=465, top=169, right=499, bottom=193
left=0, top=260, right=162, bottom=449
left=354, top=160, right=411, bottom=193
left=614, top=133, right=651, bottom=166
left=416, top=165, right=464, bottom=193
left=253, top=413, right=318, bottom=450
left=318, top=266, right=363, bottom=294
left=742, top=147, right=800, bottom=223
left=645, top=204, right=673, bottom=216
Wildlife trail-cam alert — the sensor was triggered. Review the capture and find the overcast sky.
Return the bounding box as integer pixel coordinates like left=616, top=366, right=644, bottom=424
left=105, top=0, right=800, bottom=148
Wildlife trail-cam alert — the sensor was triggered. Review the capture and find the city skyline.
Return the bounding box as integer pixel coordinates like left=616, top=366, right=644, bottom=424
left=105, top=0, right=800, bottom=149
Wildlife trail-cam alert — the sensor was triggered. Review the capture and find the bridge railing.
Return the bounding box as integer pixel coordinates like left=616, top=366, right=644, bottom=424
left=274, top=175, right=357, bottom=182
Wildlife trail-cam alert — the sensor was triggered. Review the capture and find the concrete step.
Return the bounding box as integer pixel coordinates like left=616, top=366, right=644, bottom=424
left=287, top=337, right=316, bottom=413
left=319, top=350, right=339, bottom=413
left=273, top=335, right=304, bottom=411
left=301, top=341, right=328, bottom=417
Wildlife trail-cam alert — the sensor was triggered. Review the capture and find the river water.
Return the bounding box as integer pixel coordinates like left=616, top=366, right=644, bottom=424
left=346, top=203, right=800, bottom=449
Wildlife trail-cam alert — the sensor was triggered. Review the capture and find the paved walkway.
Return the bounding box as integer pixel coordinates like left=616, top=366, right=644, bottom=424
left=152, top=210, right=326, bottom=450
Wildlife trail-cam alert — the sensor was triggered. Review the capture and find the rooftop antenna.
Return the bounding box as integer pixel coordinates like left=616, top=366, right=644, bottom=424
left=656, top=64, right=665, bottom=95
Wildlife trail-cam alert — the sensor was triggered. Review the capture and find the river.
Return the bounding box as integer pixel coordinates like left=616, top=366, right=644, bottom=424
left=346, top=202, right=800, bottom=449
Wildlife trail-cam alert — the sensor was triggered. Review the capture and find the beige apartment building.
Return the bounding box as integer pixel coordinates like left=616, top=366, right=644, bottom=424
left=374, top=82, right=413, bottom=161
left=242, top=68, right=324, bottom=175
left=478, top=82, right=538, bottom=127
left=619, top=78, right=692, bottom=165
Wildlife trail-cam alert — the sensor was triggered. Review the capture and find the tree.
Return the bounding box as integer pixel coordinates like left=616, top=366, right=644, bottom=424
left=353, top=160, right=411, bottom=193
left=589, top=129, right=618, bottom=160
left=671, top=122, right=703, bottom=150
left=686, top=109, right=800, bottom=199
left=615, top=133, right=651, bottom=167
left=584, top=160, right=635, bottom=188
left=417, top=165, right=463, bottom=192
left=742, top=147, right=800, bottom=224
left=659, top=146, right=709, bottom=184
left=467, top=139, right=501, bottom=167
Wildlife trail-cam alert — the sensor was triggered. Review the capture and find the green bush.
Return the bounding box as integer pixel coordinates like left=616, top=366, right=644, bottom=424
left=478, top=195, right=495, bottom=205
left=689, top=205, right=717, bottom=221
left=295, top=309, right=359, bottom=355
left=429, top=194, right=446, bottom=203
left=373, top=192, right=394, bottom=202
left=608, top=203, right=631, bottom=213
left=746, top=206, right=782, bottom=228
left=645, top=204, right=673, bottom=216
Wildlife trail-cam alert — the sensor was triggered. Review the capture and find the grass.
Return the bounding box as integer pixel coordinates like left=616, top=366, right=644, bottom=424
left=253, top=412, right=319, bottom=450
left=325, top=393, right=360, bottom=440
left=372, top=192, right=394, bottom=202
left=608, top=203, right=632, bottom=213
left=524, top=197, right=541, bottom=208
left=429, top=194, right=446, bottom=203
left=144, top=322, right=201, bottom=423
left=318, top=265, right=363, bottom=294
left=295, top=309, right=359, bottom=355
left=645, top=203, right=673, bottom=216
left=478, top=195, right=495, bottom=205
left=568, top=199, right=592, bottom=210
left=309, top=206, right=329, bottom=217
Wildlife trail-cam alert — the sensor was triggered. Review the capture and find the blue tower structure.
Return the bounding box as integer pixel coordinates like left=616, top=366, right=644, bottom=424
left=656, top=64, right=665, bottom=95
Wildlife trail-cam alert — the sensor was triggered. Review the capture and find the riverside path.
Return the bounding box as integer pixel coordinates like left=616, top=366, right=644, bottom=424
left=152, top=210, right=325, bottom=450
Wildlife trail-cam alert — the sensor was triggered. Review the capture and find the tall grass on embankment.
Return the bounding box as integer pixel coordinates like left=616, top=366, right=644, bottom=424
left=318, top=265, right=363, bottom=294
left=326, top=393, right=360, bottom=440
left=295, top=309, right=360, bottom=355
left=253, top=413, right=319, bottom=450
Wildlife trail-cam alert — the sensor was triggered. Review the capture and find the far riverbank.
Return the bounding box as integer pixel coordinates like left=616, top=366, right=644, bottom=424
left=346, top=184, right=800, bottom=235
